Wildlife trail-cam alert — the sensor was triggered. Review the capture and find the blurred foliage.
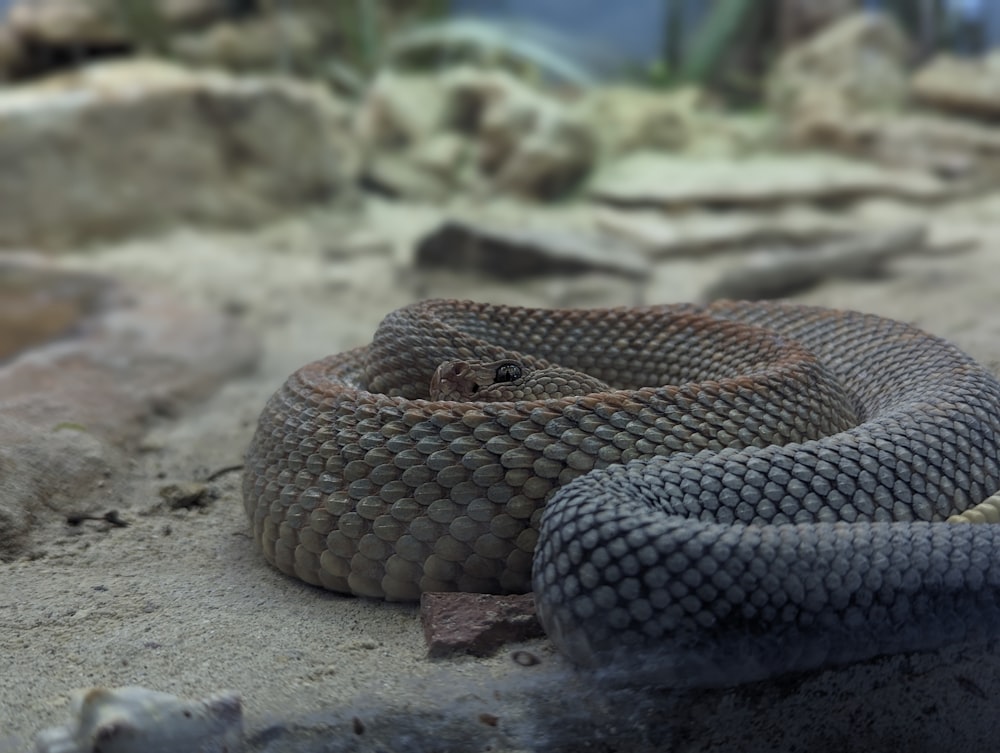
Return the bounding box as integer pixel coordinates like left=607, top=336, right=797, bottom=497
left=383, top=18, right=612, bottom=88
left=337, top=0, right=451, bottom=75
left=634, top=0, right=788, bottom=106
left=111, top=0, right=169, bottom=53
left=678, top=0, right=756, bottom=84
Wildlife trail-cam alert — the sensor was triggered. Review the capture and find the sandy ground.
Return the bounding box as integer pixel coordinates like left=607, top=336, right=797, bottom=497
left=5, top=193, right=1000, bottom=751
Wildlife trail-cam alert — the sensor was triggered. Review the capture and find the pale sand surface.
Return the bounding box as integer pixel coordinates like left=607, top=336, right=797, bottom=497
left=4, top=195, right=1000, bottom=750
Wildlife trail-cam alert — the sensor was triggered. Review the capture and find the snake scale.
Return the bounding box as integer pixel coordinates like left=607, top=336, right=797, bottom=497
left=243, top=299, right=1000, bottom=686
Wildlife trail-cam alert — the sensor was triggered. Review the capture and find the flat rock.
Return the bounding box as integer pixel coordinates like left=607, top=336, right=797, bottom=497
left=0, top=256, right=113, bottom=360
left=420, top=592, right=543, bottom=658
left=701, top=223, right=928, bottom=300
left=587, top=152, right=952, bottom=209
left=0, top=58, right=359, bottom=248
left=413, top=217, right=648, bottom=281
left=595, top=205, right=862, bottom=258
left=912, top=52, right=1000, bottom=119
left=0, top=259, right=258, bottom=560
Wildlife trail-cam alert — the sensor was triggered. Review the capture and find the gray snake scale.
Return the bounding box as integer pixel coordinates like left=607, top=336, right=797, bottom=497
left=243, top=299, right=1000, bottom=686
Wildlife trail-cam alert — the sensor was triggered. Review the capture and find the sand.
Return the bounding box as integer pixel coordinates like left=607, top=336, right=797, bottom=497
left=5, top=194, right=1000, bottom=752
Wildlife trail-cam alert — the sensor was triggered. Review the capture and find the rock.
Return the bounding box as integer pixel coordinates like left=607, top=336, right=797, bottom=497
left=768, top=11, right=910, bottom=142
left=0, top=24, right=22, bottom=81
left=0, top=259, right=258, bottom=559
left=35, top=686, right=243, bottom=753
left=799, top=112, right=1000, bottom=181
left=363, top=154, right=458, bottom=202
left=700, top=223, right=928, bottom=300
left=158, top=480, right=213, bottom=510
left=168, top=8, right=336, bottom=75
left=6, top=0, right=229, bottom=46
left=449, top=67, right=596, bottom=199
left=912, top=52, right=1000, bottom=120
left=0, top=59, right=359, bottom=248
left=0, top=0, right=232, bottom=78
left=776, top=0, right=857, bottom=46
left=356, top=67, right=596, bottom=201
left=355, top=71, right=469, bottom=200
left=0, top=258, right=113, bottom=361
left=420, top=592, right=544, bottom=658
left=595, top=205, right=861, bottom=258
left=587, top=152, right=952, bottom=209
left=576, top=85, right=711, bottom=156
left=413, top=217, right=648, bottom=281
left=0, top=416, right=118, bottom=560
left=357, top=71, right=453, bottom=151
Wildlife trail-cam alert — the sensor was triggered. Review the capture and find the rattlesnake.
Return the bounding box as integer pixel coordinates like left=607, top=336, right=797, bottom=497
left=243, top=299, right=1000, bottom=686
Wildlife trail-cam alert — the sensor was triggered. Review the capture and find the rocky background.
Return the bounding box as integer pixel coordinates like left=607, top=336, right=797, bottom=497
left=4, top=1, right=1000, bottom=751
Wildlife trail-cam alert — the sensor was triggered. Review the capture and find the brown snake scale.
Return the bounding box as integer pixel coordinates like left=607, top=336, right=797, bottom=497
left=243, top=299, right=1000, bottom=686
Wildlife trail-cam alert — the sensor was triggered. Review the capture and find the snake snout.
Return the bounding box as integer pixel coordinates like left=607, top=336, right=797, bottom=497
left=430, top=360, right=478, bottom=400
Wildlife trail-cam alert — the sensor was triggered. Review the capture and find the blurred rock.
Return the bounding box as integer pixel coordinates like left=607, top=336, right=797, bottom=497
left=587, top=152, right=951, bottom=209
left=595, top=205, right=862, bottom=258
left=0, top=0, right=232, bottom=78
left=0, top=25, right=23, bottom=80
left=777, top=0, right=857, bottom=47
left=357, top=71, right=463, bottom=199
left=576, top=85, right=705, bottom=156
left=35, top=686, right=243, bottom=753
left=701, top=223, right=928, bottom=300
left=769, top=11, right=910, bottom=144
left=358, top=71, right=453, bottom=150
left=0, top=258, right=113, bottom=361
left=169, top=7, right=339, bottom=78
left=357, top=67, right=596, bottom=201
left=0, top=260, right=258, bottom=560
left=577, top=85, right=776, bottom=162
left=0, top=58, right=358, bottom=248
left=797, top=112, right=1000, bottom=181
left=469, top=72, right=594, bottom=199
left=5, top=0, right=227, bottom=46
left=912, top=52, right=1000, bottom=119
left=413, top=217, right=647, bottom=281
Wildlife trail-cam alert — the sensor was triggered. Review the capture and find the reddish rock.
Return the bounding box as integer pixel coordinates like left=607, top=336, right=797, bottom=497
left=0, top=257, right=258, bottom=560
left=420, top=592, right=544, bottom=658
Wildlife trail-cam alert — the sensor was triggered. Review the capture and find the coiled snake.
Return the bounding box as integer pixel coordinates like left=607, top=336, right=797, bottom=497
left=243, top=299, right=1000, bottom=686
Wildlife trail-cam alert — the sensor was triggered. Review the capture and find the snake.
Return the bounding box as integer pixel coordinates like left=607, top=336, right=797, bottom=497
left=242, top=299, right=1000, bottom=686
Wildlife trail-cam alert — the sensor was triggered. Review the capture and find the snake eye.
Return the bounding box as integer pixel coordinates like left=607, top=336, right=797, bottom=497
left=494, top=362, right=522, bottom=384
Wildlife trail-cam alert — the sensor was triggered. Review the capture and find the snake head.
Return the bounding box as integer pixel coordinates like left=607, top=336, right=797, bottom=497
left=430, top=359, right=526, bottom=401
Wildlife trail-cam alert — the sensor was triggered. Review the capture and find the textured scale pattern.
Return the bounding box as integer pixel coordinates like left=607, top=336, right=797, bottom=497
left=243, top=299, right=1000, bottom=685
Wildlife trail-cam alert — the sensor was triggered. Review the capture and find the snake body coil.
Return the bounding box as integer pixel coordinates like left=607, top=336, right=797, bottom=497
left=243, top=300, right=1000, bottom=686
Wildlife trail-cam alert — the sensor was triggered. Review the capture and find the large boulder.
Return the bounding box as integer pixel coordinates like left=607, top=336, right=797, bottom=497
left=0, top=58, right=359, bottom=248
